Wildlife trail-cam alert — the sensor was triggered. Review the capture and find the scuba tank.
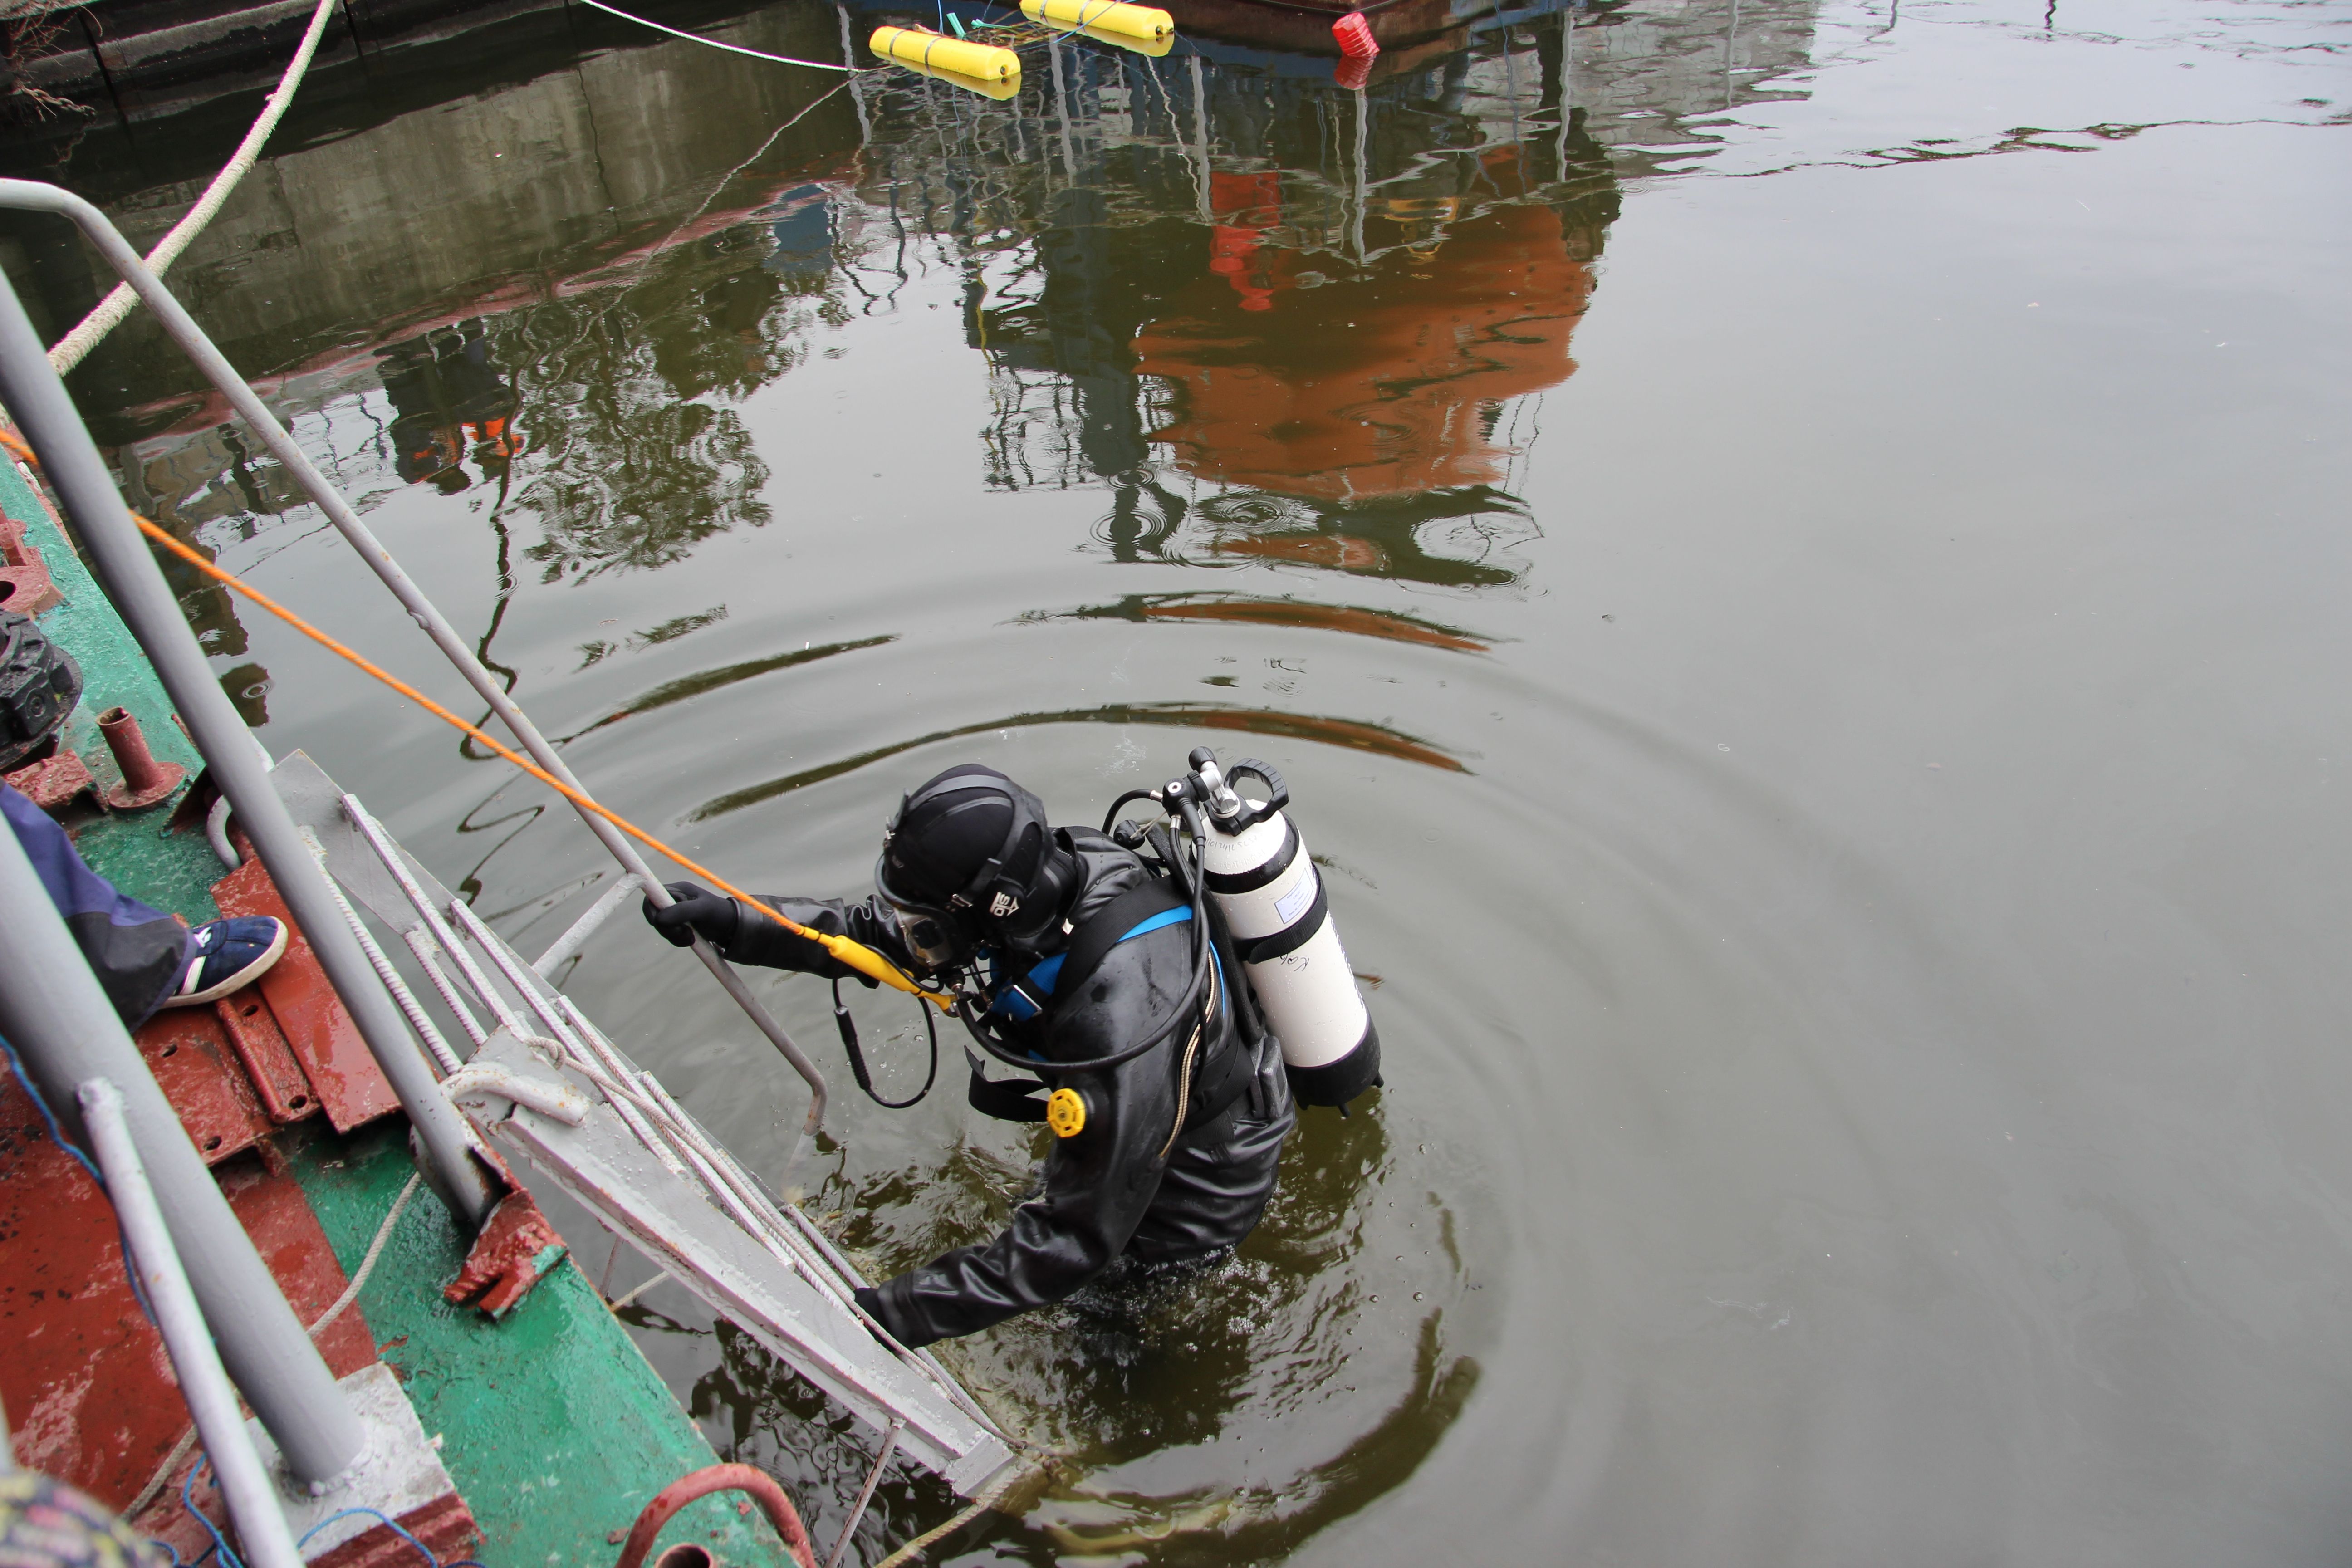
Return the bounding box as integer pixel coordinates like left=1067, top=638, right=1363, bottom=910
left=1186, top=748, right=1381, bottom=1110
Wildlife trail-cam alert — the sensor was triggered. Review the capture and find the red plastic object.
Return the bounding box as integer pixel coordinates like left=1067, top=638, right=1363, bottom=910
left=1333, top=11, right=1377, bottom=58
left=95, top=706, right=185, bottom=810
left=614, top=1465, right=817, bottom=1568
left=1334, top=52, right=1374, bottom=90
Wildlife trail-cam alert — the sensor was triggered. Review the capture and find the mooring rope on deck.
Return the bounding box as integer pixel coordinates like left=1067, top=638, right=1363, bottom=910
left=47, top=0, right=340, bottom=375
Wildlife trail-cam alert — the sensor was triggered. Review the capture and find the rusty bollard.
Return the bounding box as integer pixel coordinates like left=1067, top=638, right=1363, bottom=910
left=97, top=706, right=185, bottom=809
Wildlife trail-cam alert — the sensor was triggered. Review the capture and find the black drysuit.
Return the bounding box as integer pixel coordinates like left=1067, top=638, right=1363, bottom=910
left=724, top=829, right=1296, bottom=1349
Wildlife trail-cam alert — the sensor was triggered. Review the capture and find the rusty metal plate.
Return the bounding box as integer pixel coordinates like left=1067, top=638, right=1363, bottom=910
left=211, top=858, right=398, bottom=1132
left=0, top=1083, right=376, bottom=1521
left=215, top=991, right=318, bottom=1123
left=313, top=1492, right=480, bottom=1568
left=0, top=524, right=63, bottom=617
left=2, top=750, right=96, bottom=813
left=135, top=1007, right=273, bottom=1165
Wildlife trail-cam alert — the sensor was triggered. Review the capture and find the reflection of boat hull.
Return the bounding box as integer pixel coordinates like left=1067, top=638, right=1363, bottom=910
left=1163, top=0, right=1495, bottom=54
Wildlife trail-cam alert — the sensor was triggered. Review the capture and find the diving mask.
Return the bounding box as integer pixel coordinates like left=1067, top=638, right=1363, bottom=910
left=874, top=859, right=975, bottom=973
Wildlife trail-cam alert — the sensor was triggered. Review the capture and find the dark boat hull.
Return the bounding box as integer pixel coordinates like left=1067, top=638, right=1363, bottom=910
left=1161, top=0, right=1499, bottom=54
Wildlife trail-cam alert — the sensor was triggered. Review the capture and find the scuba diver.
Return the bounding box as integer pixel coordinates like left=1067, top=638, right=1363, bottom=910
left=640, top=762, right=1297, bottom=1349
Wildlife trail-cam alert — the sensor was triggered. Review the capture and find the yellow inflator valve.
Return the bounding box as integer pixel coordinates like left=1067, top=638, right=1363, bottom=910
left=1046, top=1088, right=1087, bottom=1138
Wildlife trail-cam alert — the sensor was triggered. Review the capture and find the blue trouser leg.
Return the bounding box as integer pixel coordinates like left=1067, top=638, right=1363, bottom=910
left=3, top=783, right=190, bottom=1026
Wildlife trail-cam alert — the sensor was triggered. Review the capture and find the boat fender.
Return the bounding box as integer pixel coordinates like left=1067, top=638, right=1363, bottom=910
left=887, top=55, right=1023, bottom=100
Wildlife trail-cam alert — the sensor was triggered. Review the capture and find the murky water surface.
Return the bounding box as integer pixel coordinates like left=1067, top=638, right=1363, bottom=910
left=5, top=0, right=2350, bottom=1559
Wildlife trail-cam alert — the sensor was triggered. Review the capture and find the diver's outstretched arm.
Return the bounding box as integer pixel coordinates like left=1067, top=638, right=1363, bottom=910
left=640, top=882, right=908, bottom=982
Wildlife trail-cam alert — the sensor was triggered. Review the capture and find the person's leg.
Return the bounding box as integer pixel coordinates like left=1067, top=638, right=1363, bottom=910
left=3, top=784, right=286, bottom=1028
left=3, top=782, right=188, bottom=1025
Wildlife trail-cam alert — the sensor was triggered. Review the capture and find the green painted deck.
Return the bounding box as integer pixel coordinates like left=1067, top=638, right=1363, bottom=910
left=2, top=455, right=220, bottom=921
left=0, top=451, right=791, bottom=1568
left=291, top=1122, right=793, bottom=1568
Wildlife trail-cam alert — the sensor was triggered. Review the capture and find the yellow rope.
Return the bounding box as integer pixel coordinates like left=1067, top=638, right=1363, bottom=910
left=124, top=515, right=948, bottom=1005
left=0, top=418, right=935, bottom=1007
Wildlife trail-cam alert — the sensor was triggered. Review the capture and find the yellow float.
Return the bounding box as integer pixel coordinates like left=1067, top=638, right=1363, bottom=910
left=1063, top=18, right=1172, bottom=57
left=1019, top=0, right=1174, bottom=44
left=868, top=24, right=1020, bottom=83
left=887, top=54, right=1023, bottom=99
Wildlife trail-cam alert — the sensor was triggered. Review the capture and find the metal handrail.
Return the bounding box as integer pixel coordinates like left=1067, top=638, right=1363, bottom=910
left=0, top=802, right=361, bottom=1484
left=79, top=1078, right=308, bottom=1568
left=0, top=179, right=828, bottom=1133
left=0, top=239, right=498, bottom=1230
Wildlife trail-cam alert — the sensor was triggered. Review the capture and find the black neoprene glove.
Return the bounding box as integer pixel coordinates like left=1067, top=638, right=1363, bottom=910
left=642, top=881, right=739, bottom=950
left=725, top=897, right=881, bottom=980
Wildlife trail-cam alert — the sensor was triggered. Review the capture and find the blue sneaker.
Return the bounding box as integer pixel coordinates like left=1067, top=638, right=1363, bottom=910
left=164, top=916, right=289, bottom=1007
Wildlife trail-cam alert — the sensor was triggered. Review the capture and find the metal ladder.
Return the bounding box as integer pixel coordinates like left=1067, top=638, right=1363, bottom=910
left=276, top=752, right=1013, bottom=1493
left=0, top=179, right=1015, bottom=1499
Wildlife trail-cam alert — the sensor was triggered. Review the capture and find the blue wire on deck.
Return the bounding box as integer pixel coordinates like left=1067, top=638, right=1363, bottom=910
left=181, top=1464, right=242, bottom=1568
left=0, top=1048, right=434, bottom=1568
left=299, top=1507, right=441, bottom=1568
left=0, top=1029, right=103, bottom=1188
left=0, top=1029, right=158, bottom=1325
left=180, top=1471, right=444, bottom=1568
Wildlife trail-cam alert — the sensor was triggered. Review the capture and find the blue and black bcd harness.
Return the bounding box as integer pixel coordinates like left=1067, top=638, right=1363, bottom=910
left=965, top=881, right=1219, bottom=1123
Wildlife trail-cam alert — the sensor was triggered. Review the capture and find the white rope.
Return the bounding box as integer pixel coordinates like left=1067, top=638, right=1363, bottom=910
left=606, top=1269, right=671, bottom=1312
left=124, top=1427, right=199, bottom=1524
left=47, top=0, right=340, bottom=374
left=122, top=1171, right=423, bottom=1520
left=867, top=1461, right=1029, bottom=1568
left=307, top=1171, right=423, bottom=1335
left=299, top=827, right=463, bottom=1075
left=572, top=0, right=860, bottom=71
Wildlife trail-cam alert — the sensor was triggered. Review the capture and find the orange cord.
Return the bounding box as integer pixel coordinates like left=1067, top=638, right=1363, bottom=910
left=0, top=426, right=937, bottom=1004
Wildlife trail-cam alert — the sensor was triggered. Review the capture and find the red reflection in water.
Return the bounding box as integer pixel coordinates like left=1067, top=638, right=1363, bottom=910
left=1136, top=149, right=1593, bottom=503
